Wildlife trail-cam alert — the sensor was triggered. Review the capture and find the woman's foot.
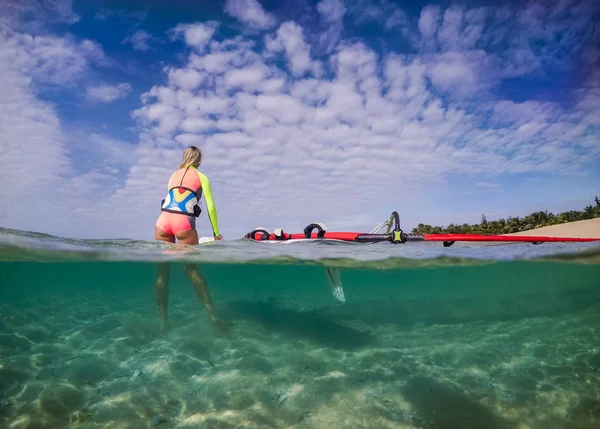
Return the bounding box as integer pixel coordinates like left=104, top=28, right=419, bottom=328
left=210, top=316, right=232, bottom=335
left=160, top=319, right=171, bottom=333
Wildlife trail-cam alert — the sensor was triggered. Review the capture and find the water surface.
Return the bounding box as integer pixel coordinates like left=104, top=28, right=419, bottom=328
left=1, top=228, right=599, bottom=428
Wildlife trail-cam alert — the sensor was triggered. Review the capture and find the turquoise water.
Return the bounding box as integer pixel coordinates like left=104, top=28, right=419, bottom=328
left=1, top=228, right=600, bottom=428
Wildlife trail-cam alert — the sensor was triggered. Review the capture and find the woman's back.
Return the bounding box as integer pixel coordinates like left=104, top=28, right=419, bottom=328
left=168, top=166, right=202, bottom=193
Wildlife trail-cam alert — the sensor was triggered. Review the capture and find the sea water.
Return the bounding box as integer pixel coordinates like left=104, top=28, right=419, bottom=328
left=1, top=228, right=600, bottom=429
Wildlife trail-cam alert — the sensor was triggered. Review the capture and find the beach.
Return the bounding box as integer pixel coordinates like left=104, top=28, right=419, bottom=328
left=506, top=218, right=600, bottom=239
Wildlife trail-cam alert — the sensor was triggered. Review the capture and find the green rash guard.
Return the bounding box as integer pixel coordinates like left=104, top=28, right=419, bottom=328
left=198, top=171, right=220, bottom=237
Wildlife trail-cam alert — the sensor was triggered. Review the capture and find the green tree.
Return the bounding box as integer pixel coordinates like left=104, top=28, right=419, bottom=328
left=583, top=205, right=599, bottom=219
left=411, top=197, right=600, bottom=235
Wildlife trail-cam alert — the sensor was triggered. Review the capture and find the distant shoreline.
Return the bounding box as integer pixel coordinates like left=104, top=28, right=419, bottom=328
left=504, top=218, right=600, bottom=239
left=410, top=197, right=600, bottom=236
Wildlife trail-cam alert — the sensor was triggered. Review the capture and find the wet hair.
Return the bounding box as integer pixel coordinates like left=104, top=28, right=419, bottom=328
left=180, top=146, right=202, bottom=169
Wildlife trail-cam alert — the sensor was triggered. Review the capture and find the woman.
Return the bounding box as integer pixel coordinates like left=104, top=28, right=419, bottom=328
left=154, top=146, right=229, bottom=333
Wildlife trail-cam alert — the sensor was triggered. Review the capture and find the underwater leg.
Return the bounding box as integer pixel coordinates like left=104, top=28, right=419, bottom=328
left=156, top=262, right=171, bottom=332
left=154, top=225, right=175, bottom=332
left=183, top=263, right=231, bottom=333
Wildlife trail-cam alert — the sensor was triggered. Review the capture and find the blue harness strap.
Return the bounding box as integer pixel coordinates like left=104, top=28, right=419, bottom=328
left=160, top=165, right=203, bottom=217
left=161, top=185, right=201, bottom=216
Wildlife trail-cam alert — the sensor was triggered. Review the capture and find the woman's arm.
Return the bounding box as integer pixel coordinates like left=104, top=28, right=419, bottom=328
left=198, top=172, right=221, bottom=237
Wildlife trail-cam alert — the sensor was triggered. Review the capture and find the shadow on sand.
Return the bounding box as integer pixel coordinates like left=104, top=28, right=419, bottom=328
left=322, top=287, right=600, bottom=328
left=402, top=376, right=517, bottom=429
left=222, top=298, right=375, bottom=351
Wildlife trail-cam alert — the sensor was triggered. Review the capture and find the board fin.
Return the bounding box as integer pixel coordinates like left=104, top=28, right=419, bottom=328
left=326, top=267, right=345, bottom=302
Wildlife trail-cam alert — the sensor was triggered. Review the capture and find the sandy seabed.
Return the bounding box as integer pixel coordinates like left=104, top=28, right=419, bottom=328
left=1, top=284, right=600, bottom=429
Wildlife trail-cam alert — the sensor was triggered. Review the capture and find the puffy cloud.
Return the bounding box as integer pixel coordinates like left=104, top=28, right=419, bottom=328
left=1, top=0, right=80, bottom=28
left=317, top=0, right=346, bottom=23
left=122, top=29, right=156, bottom=51
left=418, top=5, right=441, bottom=38
left=1, top=30, right=107, bottom=87
left=86, top=82, right=132, bottom=103
left=224, top=64, right=270, bottom=89
left=170, top=22, right=219, bottom=51
left=265, top=21, right=320, bottom=77
left=0, top=5, right=136, bottom=237
left=94, top=8, right=147, bottom=24
left=224, top=0, right=276, bottom=30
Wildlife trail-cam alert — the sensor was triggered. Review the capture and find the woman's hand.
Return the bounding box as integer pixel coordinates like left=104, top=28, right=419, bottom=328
left=214, top=234, right=224, bottom=240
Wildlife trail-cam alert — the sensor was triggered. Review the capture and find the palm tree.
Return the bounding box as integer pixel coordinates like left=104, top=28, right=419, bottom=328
left=562, top=211, right=582, bottom=222
left=446, top=223, right=458, bottom=233
left=507, top=217, right=520, bottom=233
left=583, top=205, right=600, bottom=219
left=521, top=214, right=535, bottom=231
left=531, top=211, right=548, bottom=227
left=498, top=218, right=507, bottom=231
left=546, top=212, right=558, bottom=225
left=412, top=197, right=600, bottom=234
left=480, top=214, right=489, bottom=234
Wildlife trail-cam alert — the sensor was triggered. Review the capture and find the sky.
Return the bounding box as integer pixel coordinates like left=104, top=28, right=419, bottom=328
left=0, top=0, right=599, bottom=240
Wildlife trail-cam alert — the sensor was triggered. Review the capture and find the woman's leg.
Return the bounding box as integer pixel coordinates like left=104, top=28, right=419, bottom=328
left=176, top=228, right=230, bottom=332
left=155, top=226, right=175, bottom=332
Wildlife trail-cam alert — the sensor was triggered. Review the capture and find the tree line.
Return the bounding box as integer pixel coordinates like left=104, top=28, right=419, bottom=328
left=411, top=197, right=600, bottom=235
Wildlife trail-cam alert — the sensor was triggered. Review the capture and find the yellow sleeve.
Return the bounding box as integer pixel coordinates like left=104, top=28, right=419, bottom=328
left=198, top=172, right=220, bottom=236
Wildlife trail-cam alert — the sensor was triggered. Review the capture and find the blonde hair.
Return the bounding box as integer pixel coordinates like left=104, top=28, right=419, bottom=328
left=179, top=146, right=202, bottom=169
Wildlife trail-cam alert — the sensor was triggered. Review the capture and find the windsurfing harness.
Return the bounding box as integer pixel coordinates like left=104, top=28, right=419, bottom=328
left=160, top=166, right=202, bottom=217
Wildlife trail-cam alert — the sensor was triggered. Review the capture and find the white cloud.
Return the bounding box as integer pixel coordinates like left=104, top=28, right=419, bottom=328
left=418, top=5, right=440, bottom=38
left=1, top=29, right=107, bottom=87
left=311, top=0, right=347, bottom=55
left=94, top=8, right=147, bottom=24
left=122, top=29, right=155, bottom=51
left=167, top=67, right=205, bottom=91
left=265, top=21, right=319, bottom=77
left=86, top=82, right=132, bottom=103
left=434, top=5, right=486, bottom=51
left=317, top=0, right=346, bottom=23
left=0, top=49, right=70, bottom=217
left=170, top=22, right=219, bottom=51
left=436, top=5, right=464, bottom=50
left=346, top=0, right=408, bottom=32
left=224, top=64, right=269, bottom=89
left=406, top=1, right=599, bottom=88
left=425, top=51, right=489, bottom=96
left=190, top=51, right=236, bottom=73
left=255, top=94, right=308, bottom=124
left=0, top=6, right=136, bottom=237
left=1, top=0, right=80, bottom=28
left=224, top=0, right=276, bottom=30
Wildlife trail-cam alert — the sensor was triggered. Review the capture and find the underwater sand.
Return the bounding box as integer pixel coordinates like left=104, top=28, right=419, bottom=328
left=1, top=255, right=600, bottom=429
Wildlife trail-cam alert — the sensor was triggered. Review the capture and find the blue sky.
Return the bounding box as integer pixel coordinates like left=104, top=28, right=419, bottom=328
left=1, top=0, right=599, bottom=240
